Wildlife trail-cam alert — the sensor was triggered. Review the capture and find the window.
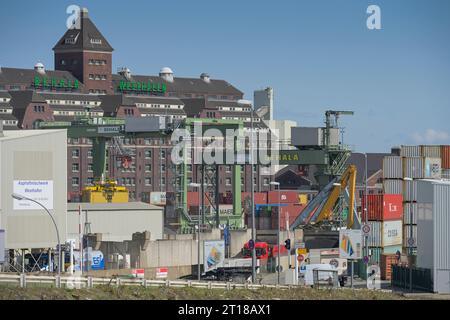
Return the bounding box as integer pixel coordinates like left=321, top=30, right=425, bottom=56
left=88, top=164, right=93, bottom=172
left=72, top=149, right=80, bottom=158
left=161, top=164, right=166, bottom=172
left=145, top=164, right=152, bottom=172
left=72, top=177, right=79, bottom=186
left=263, top=178, right=269, bottom=186
left=161, top=150, right=166, bottom=159
left=87, top=177, right=94, bottom=185
left=253, top=177, right=257, bottom=185
left=89, top=74, right=94, bottom=80
left=226, top=165, right=231, bottom=173
left=187, top=164, right=192, bottom=172
left=145, top=178, right=152, bottom=186
left=72, top=163, right=79, bottom=172
left=241, top=177, right=244, bottom=185
left=145, top=150, right=152, bottom=158
left=87, top=149, right=93, bottom=157
left=226, top=178, right=231, bottom=186
left=161, top=177, right=166, bottom=186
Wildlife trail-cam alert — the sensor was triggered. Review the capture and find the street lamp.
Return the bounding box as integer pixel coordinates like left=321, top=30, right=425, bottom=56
left=403, top=177, right=413, bottom=292
left=189, top=182, right=202, bottom=281
left=239, top=99, right=257, bottom=284
left=11, top=193, right=61, bottom=277
left=270, top=181, right=281, bottom=284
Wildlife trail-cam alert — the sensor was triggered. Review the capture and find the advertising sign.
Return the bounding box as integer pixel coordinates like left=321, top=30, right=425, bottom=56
left=13, top=180, right=54, bottom=210
left=156, top=267, right=168, bottom=278
left=203, top=240, right=225, bottom=273
left=339, top=229, right=362, bottom=260
left=382, top=220, right=402, bottom=247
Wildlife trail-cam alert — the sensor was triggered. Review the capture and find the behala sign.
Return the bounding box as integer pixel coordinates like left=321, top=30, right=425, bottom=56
left=33, top=76, right=79, bottom=89
left=118, top=81, right=167, bottom=94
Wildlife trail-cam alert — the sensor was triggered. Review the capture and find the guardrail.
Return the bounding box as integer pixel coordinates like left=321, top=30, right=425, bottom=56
left=0, top=273, right=294, bottom=290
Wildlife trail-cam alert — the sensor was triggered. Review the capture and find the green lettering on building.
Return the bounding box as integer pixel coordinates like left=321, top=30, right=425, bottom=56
left=33, top=76, right=80, bottom=90
left=118, top=81, right=167, bottom=94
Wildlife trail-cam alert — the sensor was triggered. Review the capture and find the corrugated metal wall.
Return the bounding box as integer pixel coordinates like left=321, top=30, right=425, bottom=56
left=383, top=156, right=403, bottom=179
left=383, top=179, right=403, bottom=194
left=434, top=183, right=450, bottom=270
left=403, top=202, right=418, bottom=225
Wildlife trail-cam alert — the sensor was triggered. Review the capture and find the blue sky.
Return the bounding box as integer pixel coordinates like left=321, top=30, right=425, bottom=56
left=1, top=0, right=449, bottom=152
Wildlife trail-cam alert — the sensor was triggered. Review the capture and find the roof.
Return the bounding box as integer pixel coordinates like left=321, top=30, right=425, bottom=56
left=67, top=202, right=163, bottom=211
left=39, top=92, right=101, bottom=102
left=345, top=153, right=392, bottom=184
left=181, top=98, right=207, bottom=117
left=50, top=105, right=103, bottom=112
left=99, top=94, right=185, bottom=115
left=53, top=9, right=113, bottom=52
left=0, top=113, right=18, bottom=121
left=0, top=67, right=84, bottom=89
left=8, top=91, right=47, bottom=124
left=112, top=74, right=243, bottom=96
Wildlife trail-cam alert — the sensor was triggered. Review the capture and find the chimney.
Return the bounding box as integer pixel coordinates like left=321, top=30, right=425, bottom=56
left=200, top=73, right=211, bottom=83
left=80, top=7, right=89, bottom=18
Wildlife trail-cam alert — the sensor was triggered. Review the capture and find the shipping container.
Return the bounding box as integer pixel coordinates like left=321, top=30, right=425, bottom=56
left=271, top=204, right=306, bottom=230
left=421, top=145, right=441, bottom=158
left=187, top=192, right=213, bottom=206
left=400, top=146, right=421, bottom=157
left=382, top=220, right=403, bottom=247
left=367, top=221, right=381, bottom=247
left=441, top=145, right=450, bottom=169
left=242, top=192, right=268, bottom=205
left=424, top=158, right=442, bottom=179
left=403, top=224, right=417, bottom=248
left=382, top=245, right=403, bottom=254
left=403, top=179, right=418, bottom=202
left=361, top=194, right=403, bottom=221
left=403, top=202, right=418, bottom=225
left=383, top=179, right=403, bottom=195
left=403, top=157, right=424, bottom=179
left=383, top=156, right=403, bottom=179
left=416, top=180, right=450, bottom=293
left=442, top=169, right=450, bottom=180
left=268, top=190, right=300, bottom=204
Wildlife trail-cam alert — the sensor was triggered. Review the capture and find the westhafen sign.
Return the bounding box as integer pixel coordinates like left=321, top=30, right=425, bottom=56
left=33, top=76, right=79, bottom=89
left=13, top=180, right=54, bottom=210
left=118, top=80, right=167, bottom=94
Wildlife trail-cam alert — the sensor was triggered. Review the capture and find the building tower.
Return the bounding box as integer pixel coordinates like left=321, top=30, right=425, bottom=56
left=53, top=8, right=114, bottom=94
left=254, top=87, right=274, bottom=121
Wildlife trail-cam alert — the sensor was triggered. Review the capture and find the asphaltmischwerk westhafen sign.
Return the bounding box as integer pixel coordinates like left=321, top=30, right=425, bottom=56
left=118, top=81, right=167, bottom=94
left=33, top=76, right=79, bottom=89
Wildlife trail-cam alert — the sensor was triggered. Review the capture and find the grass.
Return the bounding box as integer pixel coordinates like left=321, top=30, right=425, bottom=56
left=0, top=285, right=408, bottom=300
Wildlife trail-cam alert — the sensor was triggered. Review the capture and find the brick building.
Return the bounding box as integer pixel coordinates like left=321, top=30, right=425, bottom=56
left=1, top=7, right=273, bottom=202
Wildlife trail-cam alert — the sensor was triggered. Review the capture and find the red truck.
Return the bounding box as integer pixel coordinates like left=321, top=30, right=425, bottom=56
left=241, top=240, right=289, bottom=260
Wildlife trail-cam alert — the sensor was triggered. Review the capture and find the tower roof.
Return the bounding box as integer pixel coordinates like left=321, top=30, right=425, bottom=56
left=53, top=8, right=113, bottom=52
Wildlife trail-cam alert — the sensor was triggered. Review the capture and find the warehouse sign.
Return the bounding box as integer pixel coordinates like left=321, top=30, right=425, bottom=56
left=118, top=81, right=167, bottom=94
left=13, top=180, right=54, bottom=210
left=33, top=76, right=79, bottom=89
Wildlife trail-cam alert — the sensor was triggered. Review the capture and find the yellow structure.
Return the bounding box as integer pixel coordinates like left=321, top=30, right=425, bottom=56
left=298, top=194, right=308, bottom=205
left=81, top=179, right=129, bottom=203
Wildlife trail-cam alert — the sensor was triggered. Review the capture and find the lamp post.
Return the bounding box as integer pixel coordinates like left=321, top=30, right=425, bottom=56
left=11, top=193, right=61, bottom=277
left=189, top=183, right=202, bottom=281
left=239, top=99, right=256, bottom=283
left=270, top=181, right=281, bottom=284
left=404, top=177, right=413, bottom=292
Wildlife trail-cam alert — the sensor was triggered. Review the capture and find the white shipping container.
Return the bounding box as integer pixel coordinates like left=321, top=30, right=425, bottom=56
left=424, top=158, right=441, bottom=179
left=421, top=145, right=441, bottom=158
left=383, top=179, right=403, bottom=195
left=404, top=179, right=418, bottom=202
left=403, top=157, right=425, bottom=179
left=400, top=146, right=421, bottom=157
left=383, top=156, right=403, bottom=179
left=403, top=224, right=417, bottom=248
left=442, top=169, right=450, bottom=180
left=403, top=202, right=418, bottom=225
left=416, top=180, right=450, bottom=293
left=382, top=220, right=403, bottom=247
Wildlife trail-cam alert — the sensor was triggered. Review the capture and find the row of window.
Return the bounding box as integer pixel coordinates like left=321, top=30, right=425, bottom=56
left=88, top=59, right=107, bottom=65
left=185, top=176, right=269, bottom=186
left=2, top=120, right=17, bottom=125
left=47, top=100, right=100, bottom=106
left=33, top=105, right=45, bottom=112
left=135, top=103, right=182, bottom=109
left=0, top=109, right=11, bottom=113
left=60, top=59, right=78, bottom=66
left=89, top=74, right=108, bottom=81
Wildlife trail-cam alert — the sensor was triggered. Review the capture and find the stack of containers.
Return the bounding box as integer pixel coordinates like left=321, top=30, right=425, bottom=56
left=360, top=194, right=403, bottom=280
left=399, top=145, right=442, bottom=254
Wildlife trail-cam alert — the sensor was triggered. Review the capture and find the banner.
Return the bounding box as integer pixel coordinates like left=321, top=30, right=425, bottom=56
left=203, top=240, right=225, bottom=272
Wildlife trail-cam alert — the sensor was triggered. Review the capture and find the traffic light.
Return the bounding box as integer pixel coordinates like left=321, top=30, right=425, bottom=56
left=284, top=239, right=291, bottom=250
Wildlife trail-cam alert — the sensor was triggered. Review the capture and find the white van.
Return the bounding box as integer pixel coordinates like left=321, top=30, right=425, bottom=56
left=298, top=263, right=342, bottom=287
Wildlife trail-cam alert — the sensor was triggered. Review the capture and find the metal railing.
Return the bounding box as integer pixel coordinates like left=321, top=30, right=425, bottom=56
left=0, top=273, right=294, bottom=290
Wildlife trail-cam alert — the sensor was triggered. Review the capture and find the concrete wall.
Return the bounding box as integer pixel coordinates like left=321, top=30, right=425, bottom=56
left=0, top=130, right=67, bottom=249
left=67, top=204, right=164, bottom=243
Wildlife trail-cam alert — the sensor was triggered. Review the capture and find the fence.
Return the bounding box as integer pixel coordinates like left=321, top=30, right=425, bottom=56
left=391, top=265, right=433, bottom=292
left=0, top=273, right=294, bottom=290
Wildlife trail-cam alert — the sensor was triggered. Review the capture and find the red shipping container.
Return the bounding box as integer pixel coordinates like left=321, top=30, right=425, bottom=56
left=271, top=204, right=306, bottom=230
left=187, top=192, right=212, bottom=206
left=361, top=194, right=403, bottom=221
left=268, top=191, right=299, bottom=204
left=242, top=192, right=268, bottom=205
left=441, top=145, right=450, bottom=169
